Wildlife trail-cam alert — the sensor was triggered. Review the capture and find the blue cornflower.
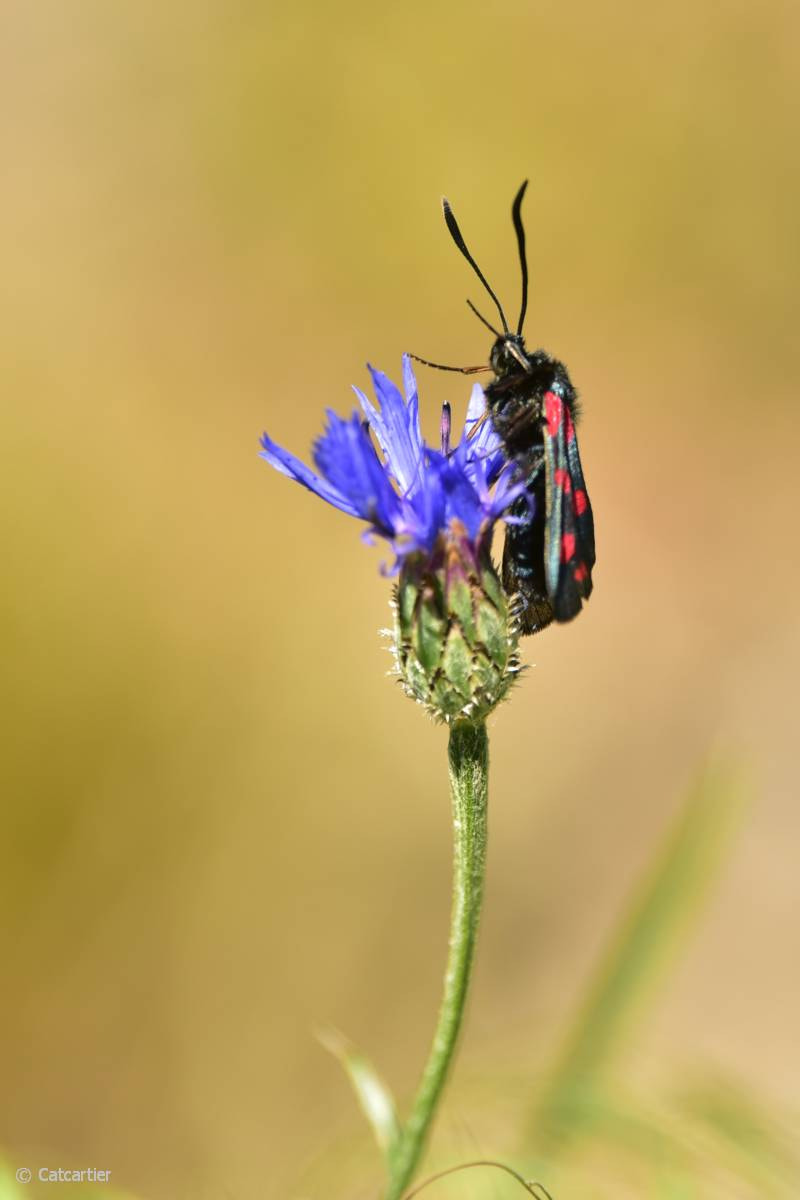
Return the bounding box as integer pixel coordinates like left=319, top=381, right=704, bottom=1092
left=260, top=356, right=526, bottom=721
left=260, top=355, right=526, bottom=568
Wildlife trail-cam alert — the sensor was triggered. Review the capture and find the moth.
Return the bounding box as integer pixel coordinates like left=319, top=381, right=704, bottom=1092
left=412, top=181, right=595, bottom=635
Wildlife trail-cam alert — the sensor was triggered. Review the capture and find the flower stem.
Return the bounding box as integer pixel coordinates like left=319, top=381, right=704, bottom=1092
left=386, top=720, right=489, bottom=1200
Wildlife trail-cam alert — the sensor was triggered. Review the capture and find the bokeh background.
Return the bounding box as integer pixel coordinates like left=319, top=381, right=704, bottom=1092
left=2, top=2, right=799, bottom=1198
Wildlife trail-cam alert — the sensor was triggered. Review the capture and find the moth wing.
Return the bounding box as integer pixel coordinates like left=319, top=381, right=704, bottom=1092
left=543, top=390, right=594, bottom=622
left=566, top=422, right=595, bottom=571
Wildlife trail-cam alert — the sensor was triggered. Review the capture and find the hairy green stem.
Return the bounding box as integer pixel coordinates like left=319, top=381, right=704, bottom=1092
left=386, top=720, right=489, bottom=1200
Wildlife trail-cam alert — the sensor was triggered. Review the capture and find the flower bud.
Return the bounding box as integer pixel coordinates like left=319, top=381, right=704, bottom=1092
left=391, top=521, right=521, bottom=722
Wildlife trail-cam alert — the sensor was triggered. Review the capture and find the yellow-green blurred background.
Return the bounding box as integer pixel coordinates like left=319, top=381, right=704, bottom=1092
left=2, top=2, right=799, bottom=1198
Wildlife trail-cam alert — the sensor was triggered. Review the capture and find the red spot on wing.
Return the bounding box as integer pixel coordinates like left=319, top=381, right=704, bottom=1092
left=574, top=562, right=589, bottom=583
left=574, top=488, right=588, bottom=515
left=545, top=391, right=563, bottom=437
left=553, top=467, right=572, bottom=493
left=565, top=409, right=576, bottom=442
left=561, top=533, right=576, bottom=563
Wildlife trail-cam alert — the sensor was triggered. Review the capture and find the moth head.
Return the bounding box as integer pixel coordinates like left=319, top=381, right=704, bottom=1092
left=490, top=334, right=529, bottom=377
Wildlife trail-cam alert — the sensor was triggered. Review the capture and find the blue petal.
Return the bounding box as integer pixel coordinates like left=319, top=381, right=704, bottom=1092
left=402, top=353, right=419, bottom=413
left=355, top=361, right=423, bottom=495
left=461, top=382, right=506, bottom=483
left=260, top=433, right=362, bottom=517
left=463, top=382, right=488, bottom=434
left=396, top=459, right=446, bottom=555
left=442, top=472, right=484, bottom=541
left=487, top=463, right=531, bottom=522
left=313, top=410, right=401, bottom=534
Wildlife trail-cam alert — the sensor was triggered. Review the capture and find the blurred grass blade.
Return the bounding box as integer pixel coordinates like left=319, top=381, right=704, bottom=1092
left=675, top=1075, right=800, bottom=1193
left=533, top=759, right=746, bottom=1145
left=0, top=1162, right=24, bottom=1200
left=317, top=1026, right=401, bottom=1158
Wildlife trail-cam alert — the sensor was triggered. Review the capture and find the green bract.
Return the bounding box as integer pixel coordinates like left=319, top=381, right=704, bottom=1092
left=392, top=521, right=521, bottom=723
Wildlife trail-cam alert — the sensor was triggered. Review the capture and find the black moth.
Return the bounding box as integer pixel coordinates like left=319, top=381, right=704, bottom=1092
left=412, top=181, right=595, bottom=636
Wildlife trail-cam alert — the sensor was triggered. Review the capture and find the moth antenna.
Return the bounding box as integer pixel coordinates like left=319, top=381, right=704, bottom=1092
left=466, top=299, right=502, bottom=338
left=408, top=352, right=490, bottom=375
left=511, top=179, right=529, bottom=335
left=442, top=197, right=509, bottom=333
